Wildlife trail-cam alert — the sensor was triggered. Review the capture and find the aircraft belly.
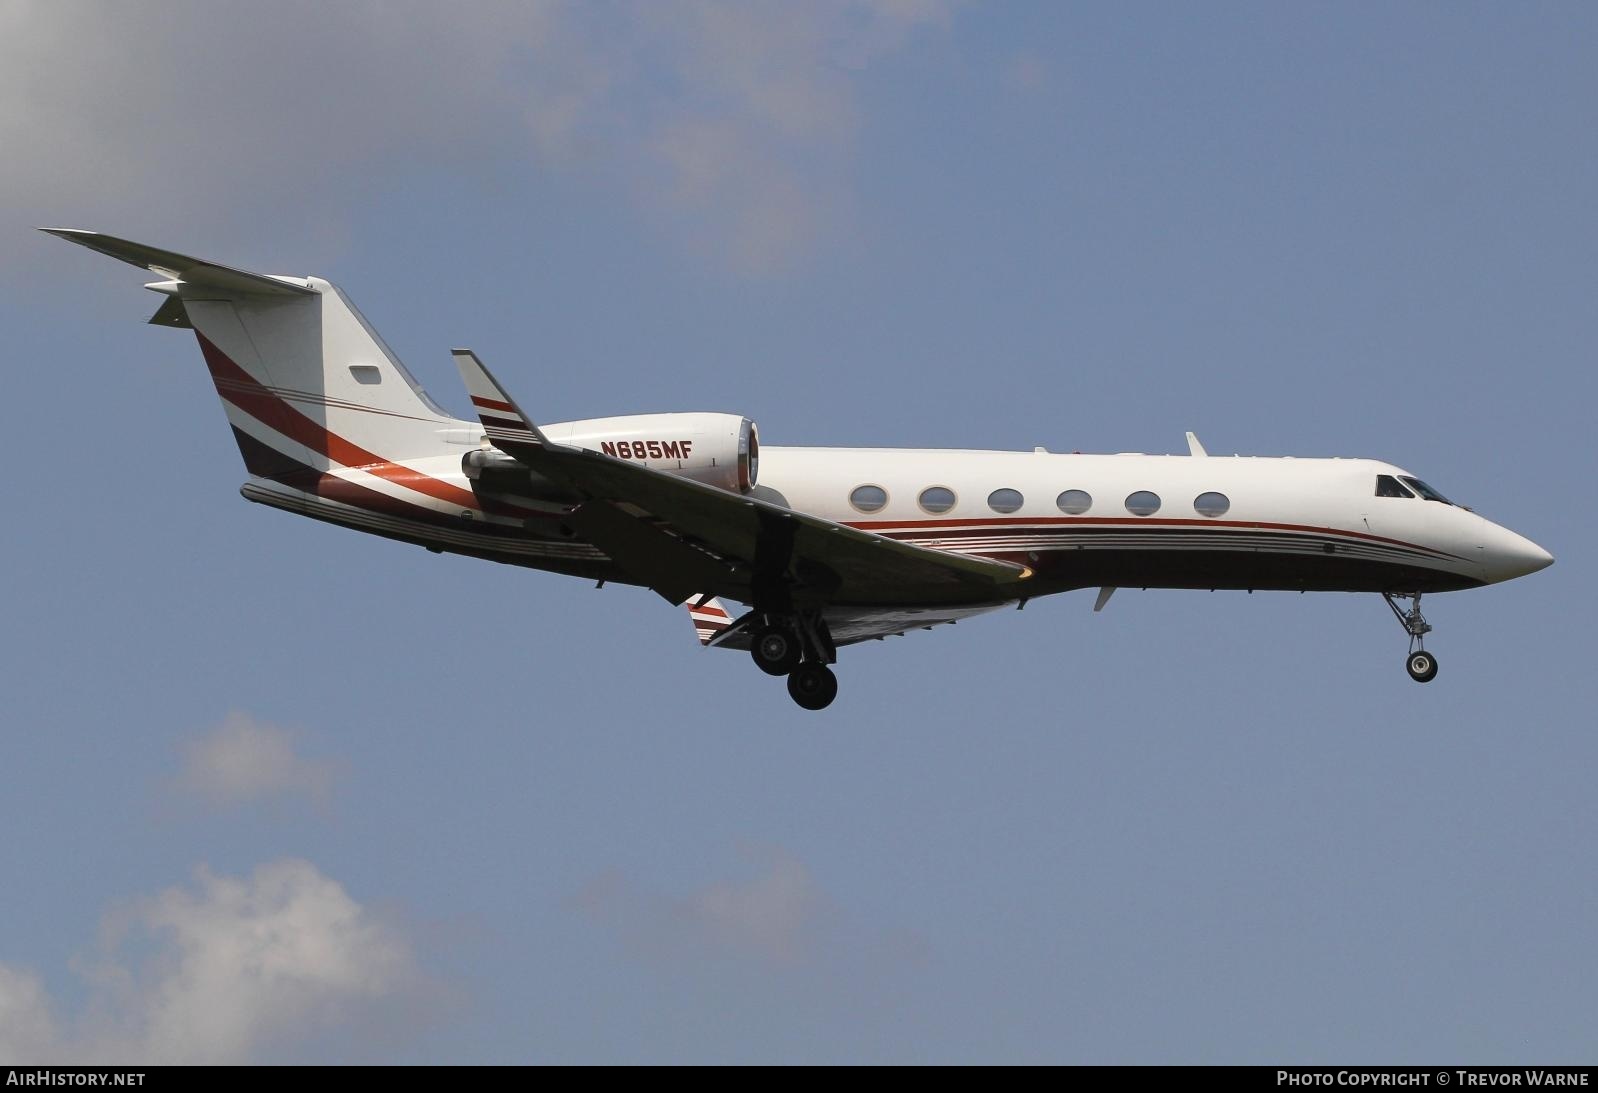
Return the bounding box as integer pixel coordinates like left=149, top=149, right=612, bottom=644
left=238, top=479, right=634, bottom=583
left=1024, top=548, right=1484, bottom=594
left=888, top=522, right=1484, bottom=595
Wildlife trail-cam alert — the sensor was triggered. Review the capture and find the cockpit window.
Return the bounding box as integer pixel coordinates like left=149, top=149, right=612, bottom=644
left=1375, top=475, right=1415, bottom=498
left=1400, top=476, right=1452, bottom=505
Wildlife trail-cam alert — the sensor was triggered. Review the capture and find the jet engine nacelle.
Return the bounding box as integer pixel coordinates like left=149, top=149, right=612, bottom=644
left=542, top=412, right=759, bottom=493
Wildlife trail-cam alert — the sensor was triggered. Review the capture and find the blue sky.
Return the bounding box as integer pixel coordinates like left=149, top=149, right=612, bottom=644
left=2, top=1, right=1594, bottom=1063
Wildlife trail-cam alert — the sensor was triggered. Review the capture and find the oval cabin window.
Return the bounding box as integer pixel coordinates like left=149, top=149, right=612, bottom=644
left=850, top=485, right=888, bottom=513
left=918, top=486, right=957, bottom=514
left=1056, top=489, right=1092, bottom=515
left=1194, top=491, right=1230, bottom=517
left=987, top=488, right=1024, bottom=514
left=1125, top=491, right=1161, bottom=516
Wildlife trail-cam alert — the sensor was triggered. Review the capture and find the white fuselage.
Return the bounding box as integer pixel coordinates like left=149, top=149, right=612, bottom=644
left=294, top=438, right=1551, bottom=600
left=750, top=446, right=1549, bottom=595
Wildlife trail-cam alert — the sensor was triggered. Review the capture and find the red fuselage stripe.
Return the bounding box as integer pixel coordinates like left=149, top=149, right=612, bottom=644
left=847, top=515, right=1462, bottom=560
left=198, top=331, right=491, bottom=512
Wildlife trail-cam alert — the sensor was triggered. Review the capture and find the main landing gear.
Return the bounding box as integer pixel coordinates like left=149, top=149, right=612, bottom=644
left=750, top=615, right=839, bottom=710
left=1383, top=592, right=1439, bottom=683
left=750, top=626, right=803, bottom=676
left=787, top=664, right=839, bottom=711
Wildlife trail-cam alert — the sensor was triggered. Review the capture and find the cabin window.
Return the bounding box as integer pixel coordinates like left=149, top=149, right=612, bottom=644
left=918, top=486, right=957, bottom=514
left=987, top=488, right=1024, bottom=514
left=850, top=484, right=888, bottom=513
left=1194, top=491, right=1230, bottom=517
left=1056, top=489, right=1092, bottom=515
left=1375, top=475, right=1414, bottom=498
left=1125, top=490, right=1161, bottom=516
left=1399, top=476, right=1452, bottom=505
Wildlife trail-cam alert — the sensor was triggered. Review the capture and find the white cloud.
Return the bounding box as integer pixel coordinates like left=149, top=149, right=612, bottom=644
left=619, top=0, right=958, bottom=270
left=579, top=847, right=827, bottom=966
left=579, top=845, right=928, bottom=972
left=0, top=964, right=59, bottom=1062
left=3, top=0, right=957, bottom=272
left=175, top=712, right=336, bottom=808
left=0, top=859, right=425, bottom=1064
left=690, top=848, right=824, bottom=965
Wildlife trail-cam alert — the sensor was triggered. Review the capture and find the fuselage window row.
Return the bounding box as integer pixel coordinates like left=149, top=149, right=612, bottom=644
left=850, top=486, right=1234, bottom=518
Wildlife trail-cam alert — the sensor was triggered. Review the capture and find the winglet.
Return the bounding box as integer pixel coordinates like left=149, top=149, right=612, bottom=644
left=683, top=594, right=734, bottom=646
left=1186, top=431, right=1208, bottom=457
left=452, top=349, right=555, bottom=455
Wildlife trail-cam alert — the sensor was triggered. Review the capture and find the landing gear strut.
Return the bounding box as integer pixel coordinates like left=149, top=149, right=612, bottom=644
left=1383, top=592, right=1439, bottom=683
left=747, top=612, right=839, bottom=710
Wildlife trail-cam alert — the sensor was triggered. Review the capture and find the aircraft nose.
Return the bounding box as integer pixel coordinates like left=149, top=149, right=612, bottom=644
left=1479, top=524, right=1554, bottom=583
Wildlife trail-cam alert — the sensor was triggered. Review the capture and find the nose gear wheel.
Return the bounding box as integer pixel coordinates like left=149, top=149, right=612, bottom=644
left=1383, top=592, right=1439, bottom=684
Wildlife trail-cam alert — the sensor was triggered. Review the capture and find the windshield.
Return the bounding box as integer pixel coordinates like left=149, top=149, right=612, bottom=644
left=1375, top=474, right=1414, bottom=498
left=1399, top=476, right=1452, bottom=504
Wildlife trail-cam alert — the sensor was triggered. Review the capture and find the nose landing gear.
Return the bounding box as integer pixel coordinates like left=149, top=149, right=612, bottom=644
left=1383, top=592, right=1439, bottom=683
left=1405, top=649, right=1439, bottom=683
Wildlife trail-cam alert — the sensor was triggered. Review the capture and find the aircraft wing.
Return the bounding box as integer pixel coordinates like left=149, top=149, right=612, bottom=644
left=453, top=351, right=1033, bottom=613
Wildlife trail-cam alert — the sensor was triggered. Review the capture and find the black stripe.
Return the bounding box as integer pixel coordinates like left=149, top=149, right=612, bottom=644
left=231, top=426, right=322, bottom=484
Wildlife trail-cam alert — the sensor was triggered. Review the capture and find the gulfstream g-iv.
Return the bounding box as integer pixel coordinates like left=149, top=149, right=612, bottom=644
left=50, top=229, right=1553, bottom=710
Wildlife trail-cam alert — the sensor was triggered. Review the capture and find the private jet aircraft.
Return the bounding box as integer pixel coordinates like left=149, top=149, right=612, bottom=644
left=50, top=229, right=1554, bottom=710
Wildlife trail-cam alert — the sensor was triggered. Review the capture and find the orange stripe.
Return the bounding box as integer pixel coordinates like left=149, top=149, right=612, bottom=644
left=198, top=331, right=488, bottom=512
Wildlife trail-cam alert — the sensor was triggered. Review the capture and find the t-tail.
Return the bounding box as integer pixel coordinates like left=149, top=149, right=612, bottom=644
left=44, top=229, right=464, bottom=485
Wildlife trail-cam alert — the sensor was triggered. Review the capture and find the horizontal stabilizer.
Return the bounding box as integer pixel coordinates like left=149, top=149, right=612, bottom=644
left=42, top=228, right=313, bottom=297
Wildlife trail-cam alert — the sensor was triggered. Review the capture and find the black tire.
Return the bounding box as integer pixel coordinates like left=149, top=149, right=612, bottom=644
left=787, top=665, right=838, bottom=711
left=1406, top=650, right=1439, bottom=683
left=751, top=626, right=802, bottom=676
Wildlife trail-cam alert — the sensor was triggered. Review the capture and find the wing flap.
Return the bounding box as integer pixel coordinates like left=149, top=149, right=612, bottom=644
left=709, top=602, right=1008, bottom=650
left=567, top=498, right=734, bottom=605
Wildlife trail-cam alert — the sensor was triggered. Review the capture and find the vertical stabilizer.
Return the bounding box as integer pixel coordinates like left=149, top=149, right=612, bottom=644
left=45, top=230, right=466, bottom=482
